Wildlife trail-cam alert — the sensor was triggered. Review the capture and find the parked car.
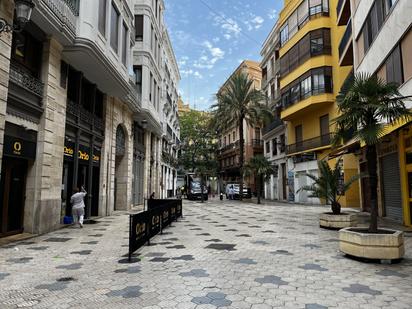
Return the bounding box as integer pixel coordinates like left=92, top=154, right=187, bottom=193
left=225, top=183, right=251, bottom=199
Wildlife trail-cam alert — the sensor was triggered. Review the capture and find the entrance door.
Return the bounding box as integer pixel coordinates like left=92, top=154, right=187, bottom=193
left=295, top=125, right=303, bottom=152
left=320, top=114, right=330, bottom=145
left=0, top=157, right=28, bottom=236
left=91, top=166, right=100, bottom=216
left=281, top=163, right=287, bottom=200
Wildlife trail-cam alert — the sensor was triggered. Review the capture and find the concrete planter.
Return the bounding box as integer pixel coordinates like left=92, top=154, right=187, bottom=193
left=319, top=213, right=357, bottom=229
left=339, top=227, right=404, bottom=261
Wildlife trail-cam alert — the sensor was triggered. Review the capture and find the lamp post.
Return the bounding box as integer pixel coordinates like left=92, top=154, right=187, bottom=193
left=0, top=0, right=34, bottom=34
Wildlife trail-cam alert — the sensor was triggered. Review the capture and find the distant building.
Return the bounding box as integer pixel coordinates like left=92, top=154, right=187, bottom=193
left=216, top=60, right=263, bottom=194
left=260, top=23, right=288, bottom=202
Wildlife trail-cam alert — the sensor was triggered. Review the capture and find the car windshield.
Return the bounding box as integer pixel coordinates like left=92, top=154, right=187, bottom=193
left=192, top=182, right=201, bottom=188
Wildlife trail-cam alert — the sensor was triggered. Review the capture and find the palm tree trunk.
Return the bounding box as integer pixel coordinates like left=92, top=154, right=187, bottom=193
left=239, top=118, right=244, bottom=201
left=366, top=144, right=378, bottom=233
left=257, top=175, right=261, bottom=204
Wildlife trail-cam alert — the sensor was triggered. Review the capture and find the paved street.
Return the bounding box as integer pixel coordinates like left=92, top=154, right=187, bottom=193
left=1, top=200, right=412, bottom=309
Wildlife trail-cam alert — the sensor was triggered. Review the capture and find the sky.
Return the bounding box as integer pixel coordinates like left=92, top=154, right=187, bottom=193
left=164, top=0, right=283, bottom=111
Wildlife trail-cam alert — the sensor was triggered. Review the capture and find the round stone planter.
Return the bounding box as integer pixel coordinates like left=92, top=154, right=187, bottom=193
left=319, top=212, right=357, bottom=229
left=339, top=227, right=405, bottom=261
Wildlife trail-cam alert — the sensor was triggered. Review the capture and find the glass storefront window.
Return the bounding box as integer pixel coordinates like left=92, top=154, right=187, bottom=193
left=406, top=151, right=412, bottom=164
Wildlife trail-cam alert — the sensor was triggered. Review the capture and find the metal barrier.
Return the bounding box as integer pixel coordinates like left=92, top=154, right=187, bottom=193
left=128, top=199, right=182, bottom=261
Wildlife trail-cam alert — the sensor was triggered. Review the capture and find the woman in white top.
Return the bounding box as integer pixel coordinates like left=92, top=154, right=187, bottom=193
left=70, top=186, right=87, bottom=228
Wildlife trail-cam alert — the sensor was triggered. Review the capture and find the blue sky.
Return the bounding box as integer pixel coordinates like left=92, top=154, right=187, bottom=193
left=164, top=0, right=283, bottom=111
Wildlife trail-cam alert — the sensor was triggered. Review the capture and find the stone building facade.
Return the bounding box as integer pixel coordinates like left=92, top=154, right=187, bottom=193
left=0, top=0, right=179, bottom=238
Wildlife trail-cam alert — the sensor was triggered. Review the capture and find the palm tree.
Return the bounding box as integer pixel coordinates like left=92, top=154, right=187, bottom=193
left=299, top=160, right=360, bottom=215
left=243, top=155, right=275, bottom=204
left=212, top=72, right=272, bottom=200
left=334, top=73, right=411, bottom=232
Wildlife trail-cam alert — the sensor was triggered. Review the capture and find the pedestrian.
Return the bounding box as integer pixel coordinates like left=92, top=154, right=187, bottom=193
left=150, top=192, right=155, bottom=199
left=176, top=187, right=182, bottom=199
left=71, top=186, right=87, bottom=228
left=229, top=185, right=234, bottom=200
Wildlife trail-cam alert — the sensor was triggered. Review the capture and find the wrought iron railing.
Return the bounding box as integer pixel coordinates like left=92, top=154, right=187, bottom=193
left=9, top=62, right=44, bottom=99
left=339, top=20, right=352, bottom=60
left=219, top=141, right=240, bottom=154
left=39, top=0, right=78, bottom=34
left=252, top=139, right=264, bottom=147
left=262, top=119, right=283, bottom=136
left=66, top=100, right=104, bottom=132
left=286, top=133, right=333, bottom=154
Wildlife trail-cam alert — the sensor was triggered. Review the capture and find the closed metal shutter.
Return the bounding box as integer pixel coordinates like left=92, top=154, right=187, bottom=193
left=381, top=153, right=403, bottom=222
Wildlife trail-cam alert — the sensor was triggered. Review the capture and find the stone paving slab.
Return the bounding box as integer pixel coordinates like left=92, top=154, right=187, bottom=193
left=1, top=201, right=412, bottom=308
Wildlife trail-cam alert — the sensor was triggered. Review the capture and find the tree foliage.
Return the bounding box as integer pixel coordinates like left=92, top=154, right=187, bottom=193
left=211, top=72, right=272, bottom=200
left=178, top=110, right=218, bottom=176
left=334, top=73, right=411, bottom=231
left=299, top=160, right=360, bottom=214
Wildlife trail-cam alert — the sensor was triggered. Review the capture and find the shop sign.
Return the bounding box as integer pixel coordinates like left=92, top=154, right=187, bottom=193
left=4, top=135, right=36, bottom=160
left=64, top=143, right=100, bottom=163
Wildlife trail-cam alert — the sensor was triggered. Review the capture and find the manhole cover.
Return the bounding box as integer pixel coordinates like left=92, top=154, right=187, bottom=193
left=57, top=277, right=76, bottom=282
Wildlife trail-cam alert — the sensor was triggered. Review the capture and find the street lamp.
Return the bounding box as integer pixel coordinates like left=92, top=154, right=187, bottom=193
left=0, top=0, right=34, bottom=34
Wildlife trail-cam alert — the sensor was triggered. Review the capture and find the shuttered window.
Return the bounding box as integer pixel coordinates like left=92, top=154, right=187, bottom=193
left=135, top=15, right=143, bottom=41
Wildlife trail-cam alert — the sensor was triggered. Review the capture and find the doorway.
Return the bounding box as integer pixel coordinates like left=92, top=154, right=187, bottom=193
left=0, top=157, right=28, bottom=236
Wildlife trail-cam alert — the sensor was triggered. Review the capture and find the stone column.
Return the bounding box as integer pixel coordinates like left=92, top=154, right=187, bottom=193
left=25, top=38, right=67, bottom=234
left=0, top=0, right=14, bottom=180
left=143, top=131, right=151, bottom=199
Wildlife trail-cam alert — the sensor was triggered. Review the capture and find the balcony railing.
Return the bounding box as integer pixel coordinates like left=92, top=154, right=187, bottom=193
left=39, top=0, right=79, bottom=34
left=339, top=20, right=352, bottom=59
left=286, top=133, right=333, bottom=154
left=66, top=100, right=104, bottom=132
left=9, top=62, right=44, bottom=99
left=262, top=119, right=283, bottom=136
left=252, top=139, right=264, bottom=147
left=219, top=141, right=240, bottom=154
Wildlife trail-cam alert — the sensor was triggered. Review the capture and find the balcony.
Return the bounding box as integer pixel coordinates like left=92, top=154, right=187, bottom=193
left=66, top=100, right=105, bottom=135
left=252, top=139, right=264, bottom=149
left=35, top=0, right=79, bottom=38
left=262, top=119, right=283, bottom=136
left=339, top=20, right=353, bottom=66
left=9, top=63, right=44, bottom=99
left=286, top=133, right=333, bottom=155
left=337, top=0, right=351, bottom=26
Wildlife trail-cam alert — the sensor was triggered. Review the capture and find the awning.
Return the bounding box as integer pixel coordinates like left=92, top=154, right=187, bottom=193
left=328, top=137, right=360, bottom=158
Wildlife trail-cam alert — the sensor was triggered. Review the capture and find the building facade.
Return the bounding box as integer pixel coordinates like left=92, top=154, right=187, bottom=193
left=217, top=60, right=264, bottom=194
left=0, top=0, right=180, bottom=238
left=260, top=23, right=289, bottom=202
left=339, top=0, right=412, bottom=225
left=132, top=0, right=180, bottom=201
left=277, top=0, right=360, bottom=206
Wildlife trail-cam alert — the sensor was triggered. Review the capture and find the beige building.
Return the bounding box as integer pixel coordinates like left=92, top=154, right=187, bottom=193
left=0, top=0, right=180, bottom=238
left=217, top=60, right=263, bottom=194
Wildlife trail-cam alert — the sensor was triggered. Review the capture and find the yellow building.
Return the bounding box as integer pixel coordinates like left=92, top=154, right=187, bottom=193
left=278, top=0, right=359, bottom=207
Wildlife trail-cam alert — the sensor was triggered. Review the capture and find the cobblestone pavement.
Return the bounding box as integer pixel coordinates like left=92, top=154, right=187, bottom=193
left=1, top=199, right=412, bottom=309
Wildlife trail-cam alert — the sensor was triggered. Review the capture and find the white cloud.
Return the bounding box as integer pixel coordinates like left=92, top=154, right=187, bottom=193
left=193, top=41, right=225, bottom=70
left=214, top=15, right=241, bottom=40
left=268, top=9, right=278, bottom=20
left=193, top=71, right=203, bottom=79
left=180, top=69, right=202, bottom=79
left=251, top=16, right=264, bottom=29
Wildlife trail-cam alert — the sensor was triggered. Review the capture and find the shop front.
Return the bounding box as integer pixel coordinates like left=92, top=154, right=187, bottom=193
left=0, top=123, right=37, bottom=236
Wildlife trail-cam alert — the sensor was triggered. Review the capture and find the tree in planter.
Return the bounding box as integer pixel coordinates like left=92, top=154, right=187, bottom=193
left=212, top=72, right=272, bottom=200
left=334, top=73, right=411, bottom=232
left=299, top=160, right=360, bottom=214
left=243, top=155, right=275, bottom=204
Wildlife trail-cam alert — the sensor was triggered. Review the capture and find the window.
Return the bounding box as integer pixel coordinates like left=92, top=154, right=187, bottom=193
left=110, top=2, right=119, bottom=53
left=280, top=0, right=329, bottom=46
left=300, top=76, right=311, bottom=99
left=280, top=24, right=288, bottom=46
left=122, top=22, right=128, bottom=65
left=233, top=131, right=236, bottom=141
left=228, top=134, right=231, bottom=144
left=153, top=79, right=157, bottom=107
left=149, top=73, right=153, bottom=102
left=281, top=67, right=333, bottom=108
left=386, top=45, right=403, bottom=85
left=135, top=15, right=143, bottom=41
left=134, top=66, right=142, bottom=94
left=255, top=128, right=261, bottom=140
left=150, top=25, right=154, bottom=52
left=280, top=28, right=331, bottom=77
left=280, top=134, right=286, bottom=152
left=295, top=125, right=303, bottom=143
left=224, top=136, right=226, bottom=146
left=266, top=142, right=270, bottom=154
left=98, top=0, right=107, bottom=35
left=272, top=138, right=278, bottom=156
left=11, top=30, right=43, bottom=77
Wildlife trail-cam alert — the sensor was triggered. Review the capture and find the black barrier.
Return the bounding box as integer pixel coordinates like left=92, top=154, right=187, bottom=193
left=147, top=198, right=181, bottom=210
left=129, top=199, right=183, bottom=261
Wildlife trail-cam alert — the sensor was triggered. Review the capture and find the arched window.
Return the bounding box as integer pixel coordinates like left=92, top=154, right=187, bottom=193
left=116, top=125, right=126, bottom=157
